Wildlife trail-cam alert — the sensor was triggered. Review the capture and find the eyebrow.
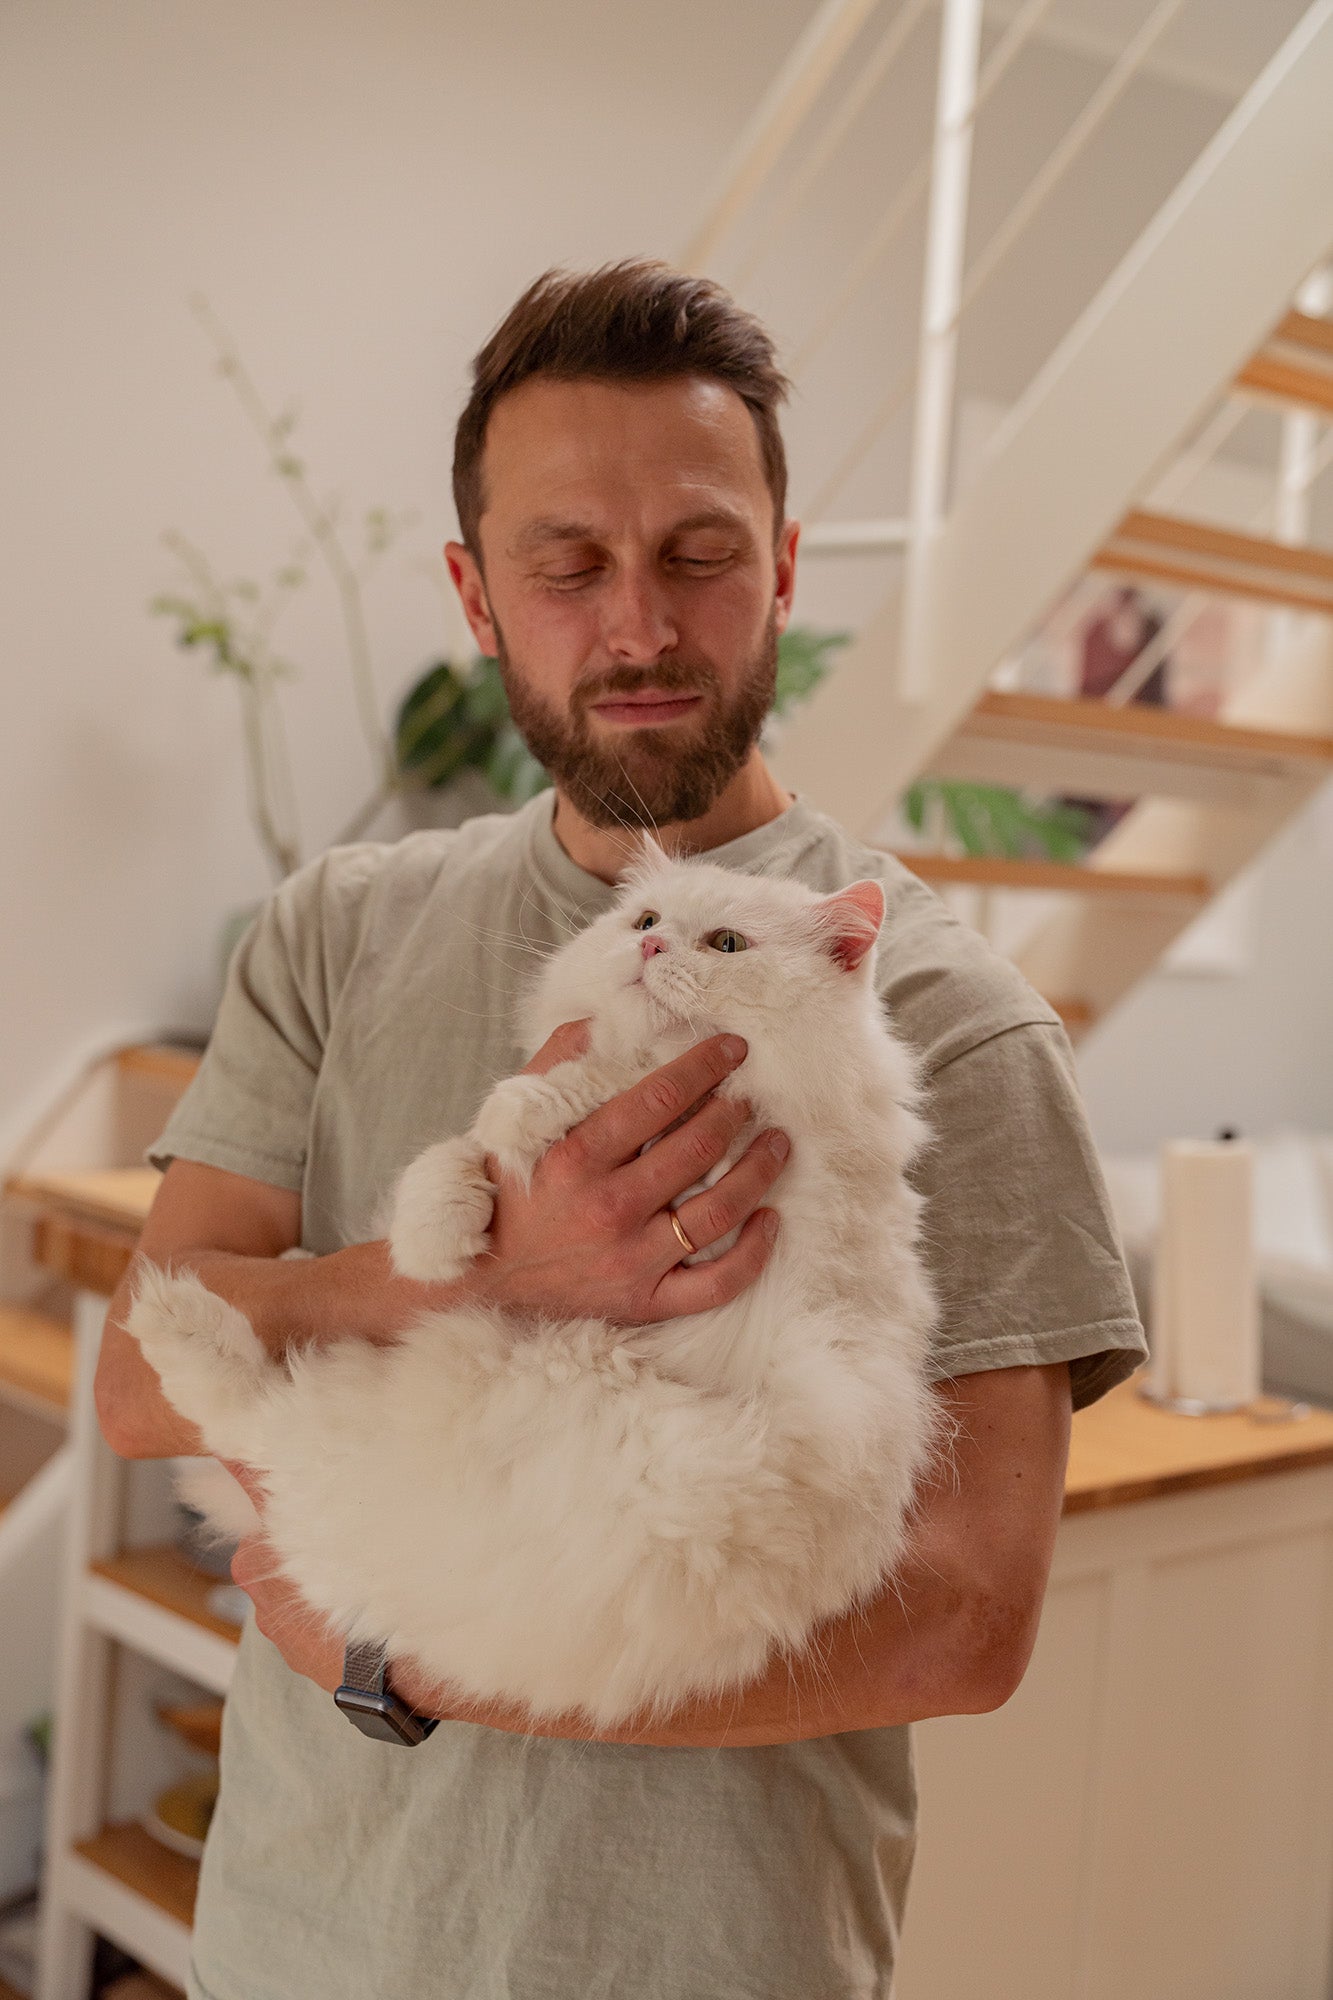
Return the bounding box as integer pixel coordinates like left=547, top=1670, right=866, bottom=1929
left=508, top=508, right=753, bottom=558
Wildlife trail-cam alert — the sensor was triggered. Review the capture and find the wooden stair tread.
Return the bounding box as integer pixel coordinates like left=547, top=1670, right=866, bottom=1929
left=1236, top=308, right=1333, bottom=418
left=6, top=1165, right=161, bottom=1234
left=1094, top=508, right=1333, bottom=615
left=73, top=1820, right=198, bottom=1930
left=90, top=1545, right=243, bottom=1646
left=891, top=851, right=1210, bottom=898
left=0, top=1301, right=74, bottom=1418
left=962, top=691, right=1333, bottom=768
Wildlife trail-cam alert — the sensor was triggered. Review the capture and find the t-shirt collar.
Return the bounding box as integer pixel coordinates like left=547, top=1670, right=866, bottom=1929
left=521, top=786, right=825, bottom=918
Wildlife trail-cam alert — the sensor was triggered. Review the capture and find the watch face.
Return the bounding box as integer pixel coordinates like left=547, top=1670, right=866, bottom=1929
left=334, top=1686, right=435, bottom=1746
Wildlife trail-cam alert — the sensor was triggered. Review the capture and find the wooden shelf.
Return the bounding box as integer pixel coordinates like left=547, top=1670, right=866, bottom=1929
left=1065, top=1378, right=1333, bottom=1514
left=891, top=850, right=1210, bottom=901
left=1236, top=308, right=1333, bottom=419
left=89, top=1546, right=242, bottom=1647
left=1094, top=508, right=1333, bottom=616
left=158, top=1698, right=224, bottom=1758
left=73, top=1821, right=197, bottom=1930
left=6, top=1166, right=161, bottom=1234
left=8, top=1165, right=163, bottom=1296
left=116, top=1044, right=202, bottom=1092
left=0, top=1301, right=73, bottom=1421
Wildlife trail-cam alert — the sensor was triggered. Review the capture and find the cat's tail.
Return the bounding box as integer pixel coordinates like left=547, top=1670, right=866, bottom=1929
left=125, top=1262, right=273, bottom=1461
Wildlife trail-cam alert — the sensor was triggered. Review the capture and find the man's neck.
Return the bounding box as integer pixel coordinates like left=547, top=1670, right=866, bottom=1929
left=550, top=751, right=795, bottom=884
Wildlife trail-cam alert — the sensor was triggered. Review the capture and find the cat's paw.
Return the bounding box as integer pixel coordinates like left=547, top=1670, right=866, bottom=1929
left=390, top=1138, right=495, bottom=1283
left=127, top=1263, right=259, bottom=1375
left=472, top=1072, right=587, bottom=1188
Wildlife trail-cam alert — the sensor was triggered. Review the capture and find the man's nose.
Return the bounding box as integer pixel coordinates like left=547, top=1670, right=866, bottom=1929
left=641, top=934, right=668, bottom=959
left=602, top=565, right=678, bottom=663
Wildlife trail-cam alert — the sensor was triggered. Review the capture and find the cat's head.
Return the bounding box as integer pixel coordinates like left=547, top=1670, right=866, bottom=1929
left=523, top=840, right=886, bottom=1054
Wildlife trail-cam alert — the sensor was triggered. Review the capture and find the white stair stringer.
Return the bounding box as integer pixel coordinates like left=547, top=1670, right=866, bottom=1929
left=775, top=0, right=1333, bottom=833
left=1014, top=621, right=1333, bottom=1018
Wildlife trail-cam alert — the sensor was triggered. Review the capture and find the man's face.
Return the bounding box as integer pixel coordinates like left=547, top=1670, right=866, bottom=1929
left=446, top=374, right=798, bottom=830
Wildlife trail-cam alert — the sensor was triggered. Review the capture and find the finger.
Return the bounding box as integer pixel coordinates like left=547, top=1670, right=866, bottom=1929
left=573, top=1033, right=748, bottom=1172
left=521, top=1018, right=591, bottom=1076
left=668, top=1130, right=790, bottom=1258
left=614, top=1094, right=753, bottom=1224
left=650, top=1207, right=779, bottom=1319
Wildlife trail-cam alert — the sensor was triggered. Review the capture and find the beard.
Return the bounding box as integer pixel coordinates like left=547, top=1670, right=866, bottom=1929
left=491, top=607, right=779, bottom=832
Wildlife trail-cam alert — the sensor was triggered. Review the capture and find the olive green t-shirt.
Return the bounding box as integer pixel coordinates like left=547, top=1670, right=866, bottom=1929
left=151, top=790, right=1145, bottom=2000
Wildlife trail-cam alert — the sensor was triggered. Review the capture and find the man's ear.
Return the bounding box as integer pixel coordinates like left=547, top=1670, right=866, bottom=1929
left=815, top=879, right=885, bottom=973
left=445, top=541, right=499, bottom=658
left=774, top=517, right=799, bottom=635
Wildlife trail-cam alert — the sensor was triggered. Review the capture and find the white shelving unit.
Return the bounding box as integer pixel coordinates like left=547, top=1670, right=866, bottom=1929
left=37, top=1285, right=239, bottom=2000
left=0, top=1044, right=226, bottom=2000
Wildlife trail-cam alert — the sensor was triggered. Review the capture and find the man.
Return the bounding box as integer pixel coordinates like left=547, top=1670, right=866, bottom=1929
left=96, top=260, right=1146, bottom=2000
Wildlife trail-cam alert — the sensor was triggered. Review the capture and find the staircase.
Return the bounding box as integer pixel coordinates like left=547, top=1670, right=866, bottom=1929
left=684, top=0, right=1333, bottom=1038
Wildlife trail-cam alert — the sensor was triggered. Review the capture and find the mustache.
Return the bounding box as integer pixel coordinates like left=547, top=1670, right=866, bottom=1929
left=572, top=660, right=718, bottom=709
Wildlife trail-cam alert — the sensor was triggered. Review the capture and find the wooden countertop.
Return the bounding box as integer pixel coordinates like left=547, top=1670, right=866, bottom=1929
left=1065, top=1377, right=1333, bottom=1512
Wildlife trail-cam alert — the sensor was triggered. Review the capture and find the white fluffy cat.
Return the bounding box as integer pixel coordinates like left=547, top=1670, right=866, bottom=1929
left=129, top=846, right=942, bottom=1730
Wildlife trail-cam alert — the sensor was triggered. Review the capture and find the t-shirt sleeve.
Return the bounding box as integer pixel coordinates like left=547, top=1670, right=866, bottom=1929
left=913, top=1019, right=1147, bottom=1412
left=148, top=847, right=377, bottom=1191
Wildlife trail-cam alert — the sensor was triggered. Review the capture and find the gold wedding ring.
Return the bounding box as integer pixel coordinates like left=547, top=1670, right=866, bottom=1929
left=668, top=1209, right=697, bottom=1259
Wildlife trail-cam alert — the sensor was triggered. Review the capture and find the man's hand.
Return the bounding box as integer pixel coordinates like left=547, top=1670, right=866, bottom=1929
left=478, top=1019, right=791, bottom=1325
left=96, top=1025, right=789, bottom=1458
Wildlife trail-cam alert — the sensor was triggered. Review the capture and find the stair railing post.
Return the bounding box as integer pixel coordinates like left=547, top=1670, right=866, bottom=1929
left=899, top=0, right=985, bottom=704
left=1266, top=264, right=1332, bottom=670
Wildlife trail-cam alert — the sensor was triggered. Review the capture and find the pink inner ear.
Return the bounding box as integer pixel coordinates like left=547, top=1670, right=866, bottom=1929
left=818, top=880, right=885, bottom=972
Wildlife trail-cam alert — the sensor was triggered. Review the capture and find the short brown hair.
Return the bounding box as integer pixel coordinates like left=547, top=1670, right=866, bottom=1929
left=452, top=259, right=791, bottom=555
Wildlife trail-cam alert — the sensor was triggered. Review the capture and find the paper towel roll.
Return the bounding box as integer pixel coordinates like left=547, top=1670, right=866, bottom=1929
left=1149, top=1137, right=1260, bottom=1411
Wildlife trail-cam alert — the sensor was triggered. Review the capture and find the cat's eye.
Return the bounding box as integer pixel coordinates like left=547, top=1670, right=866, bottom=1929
left=633, top=911, right=660, bottom=931
left=705, top=929, right=749, bottom=954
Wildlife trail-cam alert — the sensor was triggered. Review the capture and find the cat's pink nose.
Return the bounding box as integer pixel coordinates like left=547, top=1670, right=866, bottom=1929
left=641, top=934, right=668, bottom=959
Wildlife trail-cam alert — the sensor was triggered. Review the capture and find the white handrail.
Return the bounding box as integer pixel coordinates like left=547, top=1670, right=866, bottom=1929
left=681, top=0, right=885, bottom=270
left=957, top=0, right=1192, bottom=322
left=788, top=0, right=1064, bottom=391
left=899, top=0, right=985, bottom=700
left=731, top=0, right=935, bottom=291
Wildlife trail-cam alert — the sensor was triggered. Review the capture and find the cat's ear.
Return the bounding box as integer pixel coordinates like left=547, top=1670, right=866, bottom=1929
left=814, top=880, right=885, bottom=973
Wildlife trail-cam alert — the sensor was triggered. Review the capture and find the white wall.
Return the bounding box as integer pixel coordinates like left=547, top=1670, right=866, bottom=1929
left=1074, top=777, right=1333, bottom=1156
left=0, top=0, right=812, bottom=1136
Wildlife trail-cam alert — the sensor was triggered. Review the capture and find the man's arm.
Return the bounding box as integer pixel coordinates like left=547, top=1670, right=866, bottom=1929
left=96, top=1024, right=783, bottom=1458
left=94, top=1162, right=470, bottom=1458
left=236, top=1360, right=1070, bottom=1746
left=399, top=1359, right=1072, bottom=1744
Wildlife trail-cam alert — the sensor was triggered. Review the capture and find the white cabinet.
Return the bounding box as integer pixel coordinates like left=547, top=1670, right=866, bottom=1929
left=897, top=1464, right=1333, bottom=2000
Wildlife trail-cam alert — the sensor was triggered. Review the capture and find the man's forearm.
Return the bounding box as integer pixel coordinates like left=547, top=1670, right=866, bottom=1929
left=98, top=1240, right=475, bottom=1459
left=392, top=1560, right=986, bottom=1749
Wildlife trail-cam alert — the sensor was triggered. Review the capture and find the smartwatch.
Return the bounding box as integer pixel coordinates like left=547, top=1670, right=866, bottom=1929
left=334, top=1638, right=438, bottom=1746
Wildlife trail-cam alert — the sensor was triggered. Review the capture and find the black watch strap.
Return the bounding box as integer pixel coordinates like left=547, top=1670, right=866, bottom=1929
left=334, top=1638, right=438, bottom=1746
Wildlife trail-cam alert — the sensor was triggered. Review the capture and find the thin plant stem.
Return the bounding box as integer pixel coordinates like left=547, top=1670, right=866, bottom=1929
left=190, top=293, right=395, bottom=792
